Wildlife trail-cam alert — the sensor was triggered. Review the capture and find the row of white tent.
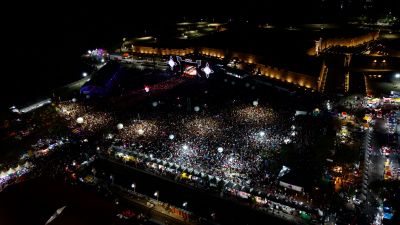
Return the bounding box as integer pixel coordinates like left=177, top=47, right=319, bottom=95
left=0, top=161, right=32, bottom=179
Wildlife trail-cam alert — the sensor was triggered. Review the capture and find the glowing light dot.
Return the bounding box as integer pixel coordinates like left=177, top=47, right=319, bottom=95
left=76, top=117, right=84, bottom=124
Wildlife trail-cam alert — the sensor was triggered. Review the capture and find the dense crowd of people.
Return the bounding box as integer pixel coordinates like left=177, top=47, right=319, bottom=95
left=13, top=71, right=325, bottom=222
left=57, top=101, right=113, bottom=133
left=56, top=99, right=300, bottom=189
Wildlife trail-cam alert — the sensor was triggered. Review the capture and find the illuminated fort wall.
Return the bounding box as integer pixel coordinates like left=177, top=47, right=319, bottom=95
left=131, top=46, right=318, bottom=90
left=132, top=46, right=195, bottom=56
left=308, top=31, right=379, bottom=55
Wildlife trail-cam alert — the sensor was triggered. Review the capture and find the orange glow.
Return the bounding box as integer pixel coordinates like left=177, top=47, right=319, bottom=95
left=130, top=45, right=318, bottom=90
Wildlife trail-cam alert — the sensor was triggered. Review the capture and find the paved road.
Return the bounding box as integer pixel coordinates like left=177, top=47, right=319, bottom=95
left=112, top=184, right=201, bottom=225
left=94, top=158, right=301, bottom=225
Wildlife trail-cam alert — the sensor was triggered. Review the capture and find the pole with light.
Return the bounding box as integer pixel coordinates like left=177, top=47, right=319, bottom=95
left=154, top=191, right=159, bottom=201
left=131, top=183, right=136, bottom=193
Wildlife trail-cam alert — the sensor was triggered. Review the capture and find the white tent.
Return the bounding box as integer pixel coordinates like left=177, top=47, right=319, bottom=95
left=6, top=168, right=15, bottom=175
left=295, top=111, right=307, bottom=116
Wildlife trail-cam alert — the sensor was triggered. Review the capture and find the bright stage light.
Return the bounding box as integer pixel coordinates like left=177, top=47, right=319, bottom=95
left=252, top=100, right=259, bottom=106
left=259, top=131, right=265, bottom=137
left=201, top=63, right=214, bottom=78
left=82, top=72, right=88, bottom=77
left=117, top=123, right=124, bottom=130
left=217, top=147, right=223, bottom=153
left=169, top=134, right=175, bottom=140
left=395, top=73, right=400, bottom=78
left=183, top=144, right=188, bottom=150
left=168, top=56, right=176, bottom=69
left=144, top=86, right=150, bottom=92
left=138, top=129, right=144, bottom=135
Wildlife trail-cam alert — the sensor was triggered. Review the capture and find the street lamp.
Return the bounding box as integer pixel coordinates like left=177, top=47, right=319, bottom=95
left=131, top=183, right=136, bottom=193
left=252, top=100, right=259, bottom=106
left=76, top=117, right=84, bottom=124
left=117, top=123, right=124, bottom=130
left=154, top=191, right=159, bottom=201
